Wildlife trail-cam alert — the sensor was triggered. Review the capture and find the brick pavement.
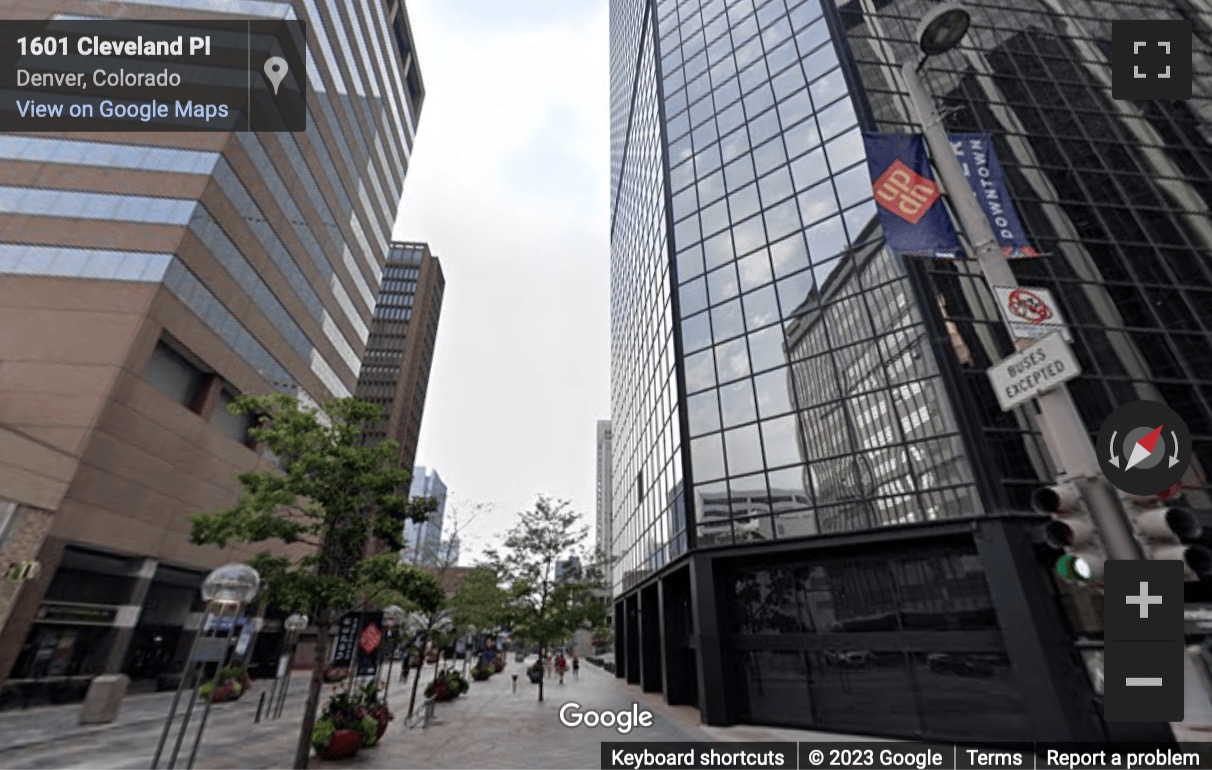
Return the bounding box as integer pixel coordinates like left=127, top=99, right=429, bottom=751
left=0, top=656, right=877, bottom=769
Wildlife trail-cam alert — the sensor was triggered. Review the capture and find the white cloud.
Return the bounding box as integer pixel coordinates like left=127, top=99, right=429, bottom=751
left=393, top=2, right=611, bottom=560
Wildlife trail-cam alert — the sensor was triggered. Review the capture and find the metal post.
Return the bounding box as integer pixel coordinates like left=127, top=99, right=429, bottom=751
left=152, top=610, right=209, bottom=769
left=186, top=601, right=240, bottom=769
left=901, top=60, right=1141, bottom=561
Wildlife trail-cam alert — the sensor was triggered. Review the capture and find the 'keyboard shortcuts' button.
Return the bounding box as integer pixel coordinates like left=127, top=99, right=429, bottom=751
left=1104, top=640, right=1184, bottom=722
left=1104, top=560, right=1183, bottom=641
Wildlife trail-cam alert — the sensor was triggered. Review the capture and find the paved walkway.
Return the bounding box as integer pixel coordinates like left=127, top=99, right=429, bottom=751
left=0, top=657, right=875, bottom=769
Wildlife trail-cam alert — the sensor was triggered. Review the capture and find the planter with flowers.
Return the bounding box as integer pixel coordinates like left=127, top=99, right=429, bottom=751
left=197, top=664, right=251, bottom=703
left=424, top=667, right=469, bottom=702
left=311, top=691, right=379, bottom=760
left=491, top=654, right=506, bottom=673
left=471, top=663, right=492, bottom=681
left=357, top=681, right=394, bottom=741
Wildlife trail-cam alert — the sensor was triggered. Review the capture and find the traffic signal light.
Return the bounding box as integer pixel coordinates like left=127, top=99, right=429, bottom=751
left=1032, top=482, right=1104, bottom=583
left=1120, top=493, right=1212, bottom=579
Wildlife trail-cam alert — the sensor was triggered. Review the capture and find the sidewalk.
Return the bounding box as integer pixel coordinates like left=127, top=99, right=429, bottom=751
left=0, top=674, right=315, bottom=769
left=0, top=657, right=881, bottom=769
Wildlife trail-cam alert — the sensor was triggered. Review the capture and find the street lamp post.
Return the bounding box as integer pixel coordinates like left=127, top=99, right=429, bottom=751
left=901, top=3, right=1140, bottom=562
left=269, top=613, right=308, bottom=720
left=152, top=563, right=260, bottom=769
left=462, top=625, right=477, bottom=676
left=381, top=605, right=405, bottom=700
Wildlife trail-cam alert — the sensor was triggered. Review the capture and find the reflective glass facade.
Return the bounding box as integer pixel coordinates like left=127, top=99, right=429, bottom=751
left=612, top=0, right=980, bottom=596
left=610, top=0, right=1209, bottom=743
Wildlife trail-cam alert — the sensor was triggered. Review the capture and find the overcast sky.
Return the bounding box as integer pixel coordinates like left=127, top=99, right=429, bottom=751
left=391, top=0, right=610, bottom=562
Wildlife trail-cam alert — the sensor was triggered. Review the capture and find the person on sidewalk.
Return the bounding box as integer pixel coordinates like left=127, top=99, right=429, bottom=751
left=572, top=654, right=580, bottom=678
left=555, top=652, right=567, bottom=684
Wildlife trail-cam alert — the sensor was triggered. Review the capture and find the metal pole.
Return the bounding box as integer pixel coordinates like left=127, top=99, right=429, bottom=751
left=901, top=59, right=1141, bottom=561
left=152, top=610, right=209, bottom=769
left=383, top=636, right=396, bottom=700
left=185, top=601, right=239, bottom=769
left=272, top=631, right=296, bottom=719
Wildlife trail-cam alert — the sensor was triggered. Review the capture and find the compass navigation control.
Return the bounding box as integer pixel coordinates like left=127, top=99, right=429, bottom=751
left=1097, top=400, right=1191, bottom=496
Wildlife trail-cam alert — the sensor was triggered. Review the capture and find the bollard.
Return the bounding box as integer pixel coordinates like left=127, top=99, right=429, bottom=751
left=511, top=673, right=518, bottom=694
left=255, top=691, right=266, bottom=723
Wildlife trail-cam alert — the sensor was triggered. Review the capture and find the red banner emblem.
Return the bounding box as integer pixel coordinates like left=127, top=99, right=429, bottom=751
left=359, top=623, right=382, bottom=654
left=872, top=159, right=941, bottom=225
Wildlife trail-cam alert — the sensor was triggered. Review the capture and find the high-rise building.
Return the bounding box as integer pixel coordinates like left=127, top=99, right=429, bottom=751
left=595, top=420, right=614, bottom=565
left=0, top=0, right=426, bottom=700
left=403, top=466, right=447, bottom=567
left=355, top=242, right=445, bottom=476
left=609, top=0, right=1210, bottom=743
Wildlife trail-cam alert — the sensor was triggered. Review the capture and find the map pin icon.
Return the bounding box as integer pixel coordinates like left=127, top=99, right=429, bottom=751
left=264, top=56, right=288, bottom=95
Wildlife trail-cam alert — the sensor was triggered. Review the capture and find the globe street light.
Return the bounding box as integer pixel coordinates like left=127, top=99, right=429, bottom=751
left=153, top=563, right=259, bottom=769
left=899, top=5, right=1141, bottom=562
left=200, top=563, right=261, bottom=605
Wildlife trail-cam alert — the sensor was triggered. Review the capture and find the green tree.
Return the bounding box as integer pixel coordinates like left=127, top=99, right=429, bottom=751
left=449, top=565, right=507, bottom=633
left=484, top=495, right=605, bottom=701
left=189, top=393, right=435, bottom=769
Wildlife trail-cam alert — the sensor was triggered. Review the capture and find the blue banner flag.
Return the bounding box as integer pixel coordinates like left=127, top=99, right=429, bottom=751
left=951, top=133, right=1039, bottom=258
left=863, top=133, right=963, bottom=258
left=863, top=133, right=1040, bottom=259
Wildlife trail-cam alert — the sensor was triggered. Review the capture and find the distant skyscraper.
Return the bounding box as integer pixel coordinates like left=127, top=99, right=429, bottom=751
left=356, top=242, right=445, bottom=476
left=403, top=467, right=447, bottom=567
left=595, top=420, right=614, bottom=567
left=609, top=0, right=1210, bottom=744
left=0, top=0, right=426, bottom=694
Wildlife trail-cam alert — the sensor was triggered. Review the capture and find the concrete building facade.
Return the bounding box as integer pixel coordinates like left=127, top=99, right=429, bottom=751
left=0, top=0, right=426, bottom=702
left=355, top=241, right=445, bottom=478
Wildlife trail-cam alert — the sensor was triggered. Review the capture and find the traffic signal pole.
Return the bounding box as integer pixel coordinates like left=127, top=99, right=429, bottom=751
left=902, top=61, right=1142, bottom=562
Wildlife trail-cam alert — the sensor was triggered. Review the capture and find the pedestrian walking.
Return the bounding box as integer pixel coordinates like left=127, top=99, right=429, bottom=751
left=556, top=652, right=567, bottom=684
left=572, top=654, right=580, bottom=678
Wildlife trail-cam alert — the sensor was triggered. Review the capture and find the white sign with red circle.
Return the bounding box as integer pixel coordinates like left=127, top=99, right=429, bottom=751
left=993, top=285, right=1072, bottom=342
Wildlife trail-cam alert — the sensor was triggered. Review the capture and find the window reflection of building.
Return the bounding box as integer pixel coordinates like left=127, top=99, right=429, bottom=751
left=694, top=486, right=815, bottom=547
left=784, top=218, right=979, bottom=533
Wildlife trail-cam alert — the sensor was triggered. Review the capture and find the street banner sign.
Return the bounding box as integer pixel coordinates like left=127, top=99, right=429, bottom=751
left=864, top=133, right=963, bottom=258
left=993, top=285, right=1072, bottom=342
left=864, top=132, right=1040, bottom=259
left=360, top=622, right=382, bottom=654
left=330, top=612, right=360, bottom=667
left=987, top=332, right=1081, bottom=412
left=951, top=134, right=1040, bottom=258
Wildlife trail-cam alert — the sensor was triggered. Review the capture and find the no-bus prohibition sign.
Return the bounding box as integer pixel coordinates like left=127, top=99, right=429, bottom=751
left=992, top=285, right=1072, bottom=342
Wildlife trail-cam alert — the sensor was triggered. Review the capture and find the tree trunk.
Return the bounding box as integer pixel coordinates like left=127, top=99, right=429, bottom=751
left=293, top=619, right=330, bottom=769
left=538, top=642, right=544, bottom=703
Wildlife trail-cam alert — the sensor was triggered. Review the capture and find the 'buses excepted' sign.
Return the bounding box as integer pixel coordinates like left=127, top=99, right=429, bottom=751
left=987, top=332, right=1081, bottom=412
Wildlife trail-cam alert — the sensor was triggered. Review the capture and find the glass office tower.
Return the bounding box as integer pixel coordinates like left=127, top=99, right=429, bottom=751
left=609, top=0, right=1210, bottom=742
